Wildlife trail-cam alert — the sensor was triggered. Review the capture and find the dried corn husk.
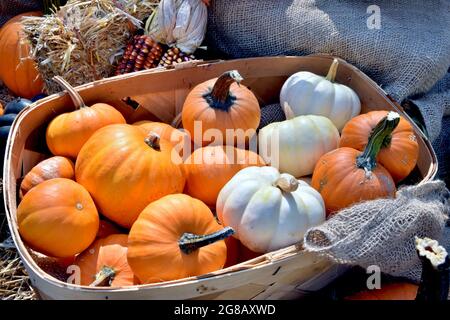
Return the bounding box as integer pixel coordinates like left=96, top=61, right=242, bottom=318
left=146, top=0, right=207, bottom=54
left=21, top=0, right=159, bottom=94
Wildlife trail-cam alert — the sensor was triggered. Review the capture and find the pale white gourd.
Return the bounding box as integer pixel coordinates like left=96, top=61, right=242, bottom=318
left=280, top=58, right=361, bottom=131
left=258, top=106, right=340, bottom=177
left=217, top=166, right=326, bottom=253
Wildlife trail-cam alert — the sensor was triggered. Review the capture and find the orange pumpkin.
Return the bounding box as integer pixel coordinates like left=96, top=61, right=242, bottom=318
left=312, top=112, right=398, bottom=215
left=339, top=110, right=419, bottom=182
left=346, top=283, right=418, bottom=300
left=184, top=145, right=265, bottom=206
left=46, top=77, right=126, bottom=158
left=96, top=219, right=122, bottom=239
left=182, top=70, right=261, bottom=146
left=0, top=101, right=3, bottom=116
left=75, top=234, right=136, bottom=287
left=75, top=124, right=186, bottom=228
left=20, top=156, right=75, bottom=197
left=0, top=12, right=44, bottom=99
left=17, top=178, right=99, bottom=258
left=127, top=194, right=234, bottom=284
left=133, top=120, right=190, bottom=158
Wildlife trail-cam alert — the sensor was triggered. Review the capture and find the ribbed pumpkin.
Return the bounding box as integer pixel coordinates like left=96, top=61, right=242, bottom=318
left=75, top=234, right=136, bottom=287
left=20, top=156, right=75, bottom=197
left=0, top=12, right=44, bottom=99
left=46, top=77, right=126, bottom=158
left=17, top=178, right=99, bottom=258
left=182, top=70, right=261, bottom=146
left=184, top=145, right=266, bottom=206
left=312, top=112, right=399, bottom=215
left=75, top=124, right=186, bottom=228
left=127, top=194, right=234, bottom=284
left=339, top=110, right=419, bottom=182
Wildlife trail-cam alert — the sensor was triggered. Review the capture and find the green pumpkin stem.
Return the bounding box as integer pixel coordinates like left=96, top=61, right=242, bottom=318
left=179, top=226, right=235, bottom=255
left=53, top=76, right=86, bottom=109
left=89, top=266, right=116, bottom=287
left=325, top=59, right=339, bottom=82
left=415, top=237, right=450, bottom=301
left=144, top=133, right=161, bottom=151
left=204, top=70, right=243, bottom=111
left=356, top=112, right=400, bottom=172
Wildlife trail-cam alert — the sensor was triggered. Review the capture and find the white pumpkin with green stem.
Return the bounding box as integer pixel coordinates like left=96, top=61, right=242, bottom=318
left=258, top=105, right=340, bottom=178
left=280, top=58, right=361, bottom=131
left=216, top=166, right=326, bottom=253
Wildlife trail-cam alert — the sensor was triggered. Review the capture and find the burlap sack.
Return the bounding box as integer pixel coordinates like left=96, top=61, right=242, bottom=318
left=304, top=180, right=450, bottom=283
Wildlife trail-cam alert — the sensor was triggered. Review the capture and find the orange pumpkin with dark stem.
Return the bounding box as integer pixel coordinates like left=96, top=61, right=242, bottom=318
left=75, top=234, right=136, bottom=287
left=0, top=12, right=44, bottom=99
left=312, top=112, right=399, bottom=215
left=127, top=194, right=234, bottom=284
left=17, top=178, right=99, bottom=258
left=20, top=156, right=75, bottom=197
left=339, top=110, right=419, bottom=182
left=184, top=145, right=265, bottom=206
left=46, top=76, right=126, bottom=158
left=75, top=124, right=186, bottom=228
left=182, top=70, right=261, bottom=146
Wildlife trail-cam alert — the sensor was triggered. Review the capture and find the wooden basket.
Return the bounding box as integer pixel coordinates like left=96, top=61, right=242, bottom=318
left=3, top=56, right=437, bottom=300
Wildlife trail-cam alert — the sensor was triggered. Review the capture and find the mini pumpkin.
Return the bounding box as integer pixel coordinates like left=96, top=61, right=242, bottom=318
left=75, top=234, right=136, bottom=287
left=258, top=105, right=340, bottom=178
left=311, top=112, right=399, bottom=215
left=75, top=124, right=186, bottom=228
left=184, top=145, right=266, bottom=206
left=182, top=70, right=261, bottom=146
left=217, top=166, right=326, bottom=253
left=46, top=76, right=126, bottom=158
left=127, top=194, right=234, bottom=284
left=339, top=110, right=419, bottom=182
left=280, top=58, right=361, bottom=131
left=20, top=156, right=75, bottom=197
left=17, top=178, right=99, bottom=258
left=0, top=12, right=44, bottom=99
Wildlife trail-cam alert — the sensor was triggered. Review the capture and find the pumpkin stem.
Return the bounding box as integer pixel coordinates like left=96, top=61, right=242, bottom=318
left=415, top=237, right=450, bottom=301
left=53, top=76, right=86, bottom=109
left=204, top=70, right=243, bottom=111
left=179, top=226, right=235, bottom=255
left=325, top=59, right=339, bottom=82
left=275, top=173, right=299, bottom=192
left=356, top=112, right=400, bottom=171
left=144, top=133, right=161, bottom=151
left=89, top=266, right=116, bottom=287
left=171, top=112, right=182, bottom=128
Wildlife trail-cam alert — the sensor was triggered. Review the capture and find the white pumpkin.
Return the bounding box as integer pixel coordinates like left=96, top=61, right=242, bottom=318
left=280, top=58, right=361, bottom=131
left=258, top=106, right=340, bottom=177
left=217, top=166, right=326, bottom=253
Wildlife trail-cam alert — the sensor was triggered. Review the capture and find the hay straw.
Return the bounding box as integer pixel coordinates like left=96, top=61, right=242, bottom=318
left=22, top=0, right=159, bottom=94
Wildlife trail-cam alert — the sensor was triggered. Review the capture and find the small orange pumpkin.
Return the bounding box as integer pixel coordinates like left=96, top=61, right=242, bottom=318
left=17, top=178, right=99, bottom=258
left=46, top=76, right=126, bottom=158
left=339, top=110, right=419, bottom=182
left=75, top=234, right=136, bottom=287
left=75, top=124, right=186, bottom=228
left=127, top=194, right=234, bottom=284
left=312, top=112, right=398, bottom=215
left=20, top=156, right=75, bottom=197
left=0, top=12, right=44, bottom=99
left=181, top=70, right=261, bottom=146
left=184, top=145, right=265, bottom=206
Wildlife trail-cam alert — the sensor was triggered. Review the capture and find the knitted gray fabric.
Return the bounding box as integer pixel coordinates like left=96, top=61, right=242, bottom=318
left=304, top=181, right=450, bottom=283
left=0, top=0, right=42, bottom=27
left=206, top=0, right=450, bottom=142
